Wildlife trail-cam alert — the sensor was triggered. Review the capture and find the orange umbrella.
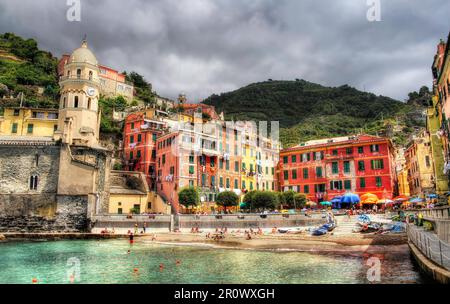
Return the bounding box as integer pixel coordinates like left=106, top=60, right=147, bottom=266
left=361, top=193, right=379, bottom=201
left=362, top=198, right=378, bottom=205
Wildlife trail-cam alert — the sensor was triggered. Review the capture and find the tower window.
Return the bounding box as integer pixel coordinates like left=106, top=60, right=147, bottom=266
left=67, top=70, right=70, bottom=77
left=29, top=175, right=38, bottom=190
left=87, top=98, right=91, bottom=110
left=77, top=69, right=81, bottom=79
left=74, top=96, right=79, bottom=108
left=88, top=71, right=93, bottom=80
left=63, top=97, right=66, bottom=108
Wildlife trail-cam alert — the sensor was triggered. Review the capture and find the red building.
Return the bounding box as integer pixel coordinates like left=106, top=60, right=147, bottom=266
left=279, top=135, right=398, bottom=202
left=122, top=109, right=166, bottom=190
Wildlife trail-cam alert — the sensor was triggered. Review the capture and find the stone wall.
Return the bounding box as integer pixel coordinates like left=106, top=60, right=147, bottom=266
left=0, top=145, right=60, bottom=194
left=0, top=194, right=89, bottom=232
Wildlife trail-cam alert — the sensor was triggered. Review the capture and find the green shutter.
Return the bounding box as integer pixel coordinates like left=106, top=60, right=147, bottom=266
left=360, top=178, right=366, bottom=188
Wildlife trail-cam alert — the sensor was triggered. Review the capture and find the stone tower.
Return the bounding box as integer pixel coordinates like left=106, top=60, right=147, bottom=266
left=55, top=39, right=101, bottom=148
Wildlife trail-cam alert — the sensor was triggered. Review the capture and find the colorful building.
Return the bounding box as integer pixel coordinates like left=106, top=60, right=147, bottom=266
left=404, top=132, right=435, bottom=196
left=279, top=135, right=397, bottom=202
left=122, top=109, right=167, bottom=190
left=0, top=107, right=58, bottom=137
left=430, top=33, right=450, bottom=193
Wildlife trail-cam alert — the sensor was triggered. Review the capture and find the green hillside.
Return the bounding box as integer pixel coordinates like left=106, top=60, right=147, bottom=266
left=0, top=33, right=59, bottom=109
left=203, top=80, right=426, bottom=147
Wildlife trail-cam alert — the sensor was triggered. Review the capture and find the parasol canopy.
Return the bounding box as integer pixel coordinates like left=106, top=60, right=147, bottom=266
left=340, top=193, right=360, bottom=204
left=330, top=196, right=342, bottom=203
left=377, top=199, right=394, bottom=204
left=362, top=198, right=378, bottom=205
left=409, top=197, right=425, bottom=204
left=427, top=194, right=438, bottom=199
left=320, top=201, right=332, bottom=206
left=361, top=193, right=378, bottom=202
left=305, top=201, right=317, bottom=206
left=394, top=195, right=409, bottom=202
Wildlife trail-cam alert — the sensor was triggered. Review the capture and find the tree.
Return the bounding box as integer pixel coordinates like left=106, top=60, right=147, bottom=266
left=242, top=190, right=257, bottom=211
left=294, top=193, right=307, bottom=209
left=253, top=191, right=279, bottom=211
left=178, top=187, right=199, bottom=209
left=216, top=191, right=239, bottom=211
left=281, top=190, right=296, bottom=208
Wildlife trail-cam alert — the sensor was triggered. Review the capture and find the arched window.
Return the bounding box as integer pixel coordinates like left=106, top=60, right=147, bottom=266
left=67, top=70, right=71, bottom=77
left=77, top=69, right=81, bottom=79
left=62, top=97, right=66, bottom=108
left=74, top=96, right=79, bottom=108
left=29, top=175, right=38, bottom=190
left=88, top=71, right=93, bottom=80
left=87, top=98, right=91, bottom=110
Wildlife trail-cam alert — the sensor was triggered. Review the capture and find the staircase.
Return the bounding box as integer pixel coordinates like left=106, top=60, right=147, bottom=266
left=333, top=215, right=358, bottom=235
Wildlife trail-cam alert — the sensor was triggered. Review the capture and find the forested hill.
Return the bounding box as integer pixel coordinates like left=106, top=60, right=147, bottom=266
left=203, top=80, right=427, bottom=148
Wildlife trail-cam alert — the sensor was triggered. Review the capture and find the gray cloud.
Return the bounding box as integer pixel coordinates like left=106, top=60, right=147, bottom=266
left=0, top=0, right=449, bottom=101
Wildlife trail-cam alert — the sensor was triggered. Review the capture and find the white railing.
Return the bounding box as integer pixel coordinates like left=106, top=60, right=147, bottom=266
left=407, top=224, right=450, bottom=271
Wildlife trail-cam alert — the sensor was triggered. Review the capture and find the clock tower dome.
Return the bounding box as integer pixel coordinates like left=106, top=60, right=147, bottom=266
left=55, top=39, right=101, bottom=148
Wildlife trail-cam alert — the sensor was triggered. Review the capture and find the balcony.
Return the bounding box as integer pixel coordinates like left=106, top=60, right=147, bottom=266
left=59, top=75, right=100, bottom=87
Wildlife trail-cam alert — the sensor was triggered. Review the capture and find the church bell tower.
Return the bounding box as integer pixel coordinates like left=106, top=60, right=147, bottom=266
left=55, top=39, right=101, bottom=148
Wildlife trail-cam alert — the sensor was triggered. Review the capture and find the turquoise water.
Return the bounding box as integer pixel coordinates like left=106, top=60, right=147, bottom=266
left=0, top=239, right=428, bottom=284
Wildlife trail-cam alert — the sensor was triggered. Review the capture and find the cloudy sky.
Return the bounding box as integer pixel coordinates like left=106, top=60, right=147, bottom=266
left=0, top=0, right=449, bottom=102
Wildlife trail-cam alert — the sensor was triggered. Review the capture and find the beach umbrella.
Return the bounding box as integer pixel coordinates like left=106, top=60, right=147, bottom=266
left=340, top=193, right=360, bottom=204
left=305, top=201, right=317, bottom=206
left=427, top=194, right=438, bottom=199
left=320, top=201, right=332, bottom=206
left=239, top=202, right=247, bottom=209
left=361, top=193, right=378, bottom=202
left=393, top=195, right=409, bottom=202
left=330, top=196, right=342, bottom=203
left=362, top=198, right=378, bottom=205
left=409, top=197, right=424, bottom=204
left=377, top=199, right=393, bottom=204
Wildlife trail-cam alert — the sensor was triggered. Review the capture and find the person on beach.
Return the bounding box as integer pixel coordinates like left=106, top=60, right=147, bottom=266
left=129, top=232, right=134, bottom=244
left=143, top=222, right=147, bottom=234
left=134, top=223, right=138, bottom=235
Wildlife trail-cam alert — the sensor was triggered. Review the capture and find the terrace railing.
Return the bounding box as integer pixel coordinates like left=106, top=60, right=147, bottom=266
left=407, top=224, right=450, bottom=271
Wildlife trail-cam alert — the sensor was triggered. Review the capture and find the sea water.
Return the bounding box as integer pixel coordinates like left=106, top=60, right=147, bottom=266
left=0, top=239, right=430, bottom=284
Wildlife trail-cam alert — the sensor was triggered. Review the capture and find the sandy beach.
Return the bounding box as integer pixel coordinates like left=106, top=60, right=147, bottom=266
left=141, top=231, right=409, bottom=254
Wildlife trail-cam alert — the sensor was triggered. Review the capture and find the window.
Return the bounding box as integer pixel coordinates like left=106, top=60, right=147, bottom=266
left=27, top=124, right=34, bottom=134
left=304, top=185, right=310, bottom=194
left=235, top=161, right=239, bottom=172
left=74, top=96, right=79, bottom=108
left=302, top=153, right=310, bottom=162
left=292, top=169, right=297, bottom=179
left=346, top=148, right=353, bottom=155
left=137, top=134, right=142, bottom=142
left=211, top=176, right=216, bottom=186
left=13, top=109, right=20, bottom=116
left=234, top=179, right=238, bottom=189
left=358, top=160, right=365, bottom=171
left=189, top=180, right=194, bottom=187
left=87, top=98, right=91, bottom=110
left=152, top=133, right=157, bottom=142
left=136, top=150, right=141, bottom=158
left=332, top=149, right=338, bottom=156
left=129, top=151, right=133, bottom=159
left=189, top=166, right=195, bottom=175
left=371, top=159, right=384, bottom=170
left=219, top=160, right=223, bottom=169
left=316, top=167, right=323, bottom=178
left=201, top=174, right=206, bottom=187
left=29, top=175, right=38, bottom=190
left=48, top=113, right=58, bottom=119
left=344, top=180, right=351, bottom=190
left=292, top=155, right=297, bottom=163
left=425, top=156, right=431, bottom=167
left=162, top=154, right=166, bottom=164
left=130, top=135, right=134, bottom=144
left=88, top=71, right=93, bottom=80
left=226, top=178, right=230, bottom=189
left=118, top=208, right=123, bottom=214
left=242, top=180, right=246, bottom=189
left=283, top=156, right=288, bottom=164
left=358, top=146, right=364, bottom=154
left=63, top=97, right=66, bottom=108
left=250, top=181, right=254, bottom=190
left=303, top=168, right=309, bottom=179
left=219, top=177, right=224, bottom=187
left=272, top=182, right=275, bottom=191
left=76, top=69, right=81, bottom=79
left=271, top=167, right=275, bottom=175
left=189, top=154, right=195, bottom=164
left=225, top=160, right=230, bottom=170
left=210, top=158, right=215, bottom=168
left=35, top=154, right=39, bottom=167
left=332, top=162, right=339, bottom=174
left=343, top=161, right=350, bottom=173
left=11, top=123, right=18, bottom=134
left=370, top=144, right=380, bottom=153
left=284, top=170, right=289, bottom=180
left=375, top=177, right=382, bottom=187
left=359, top=178, right=366, bottom=188
left=32, top=112, right=45, bottom=119
left=330, top=180, right=343, bottom=190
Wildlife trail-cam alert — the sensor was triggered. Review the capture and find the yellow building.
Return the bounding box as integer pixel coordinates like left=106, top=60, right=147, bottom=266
left=109, top=171, right=171, bottom=214
left=405, top=132, right=435, bottom=196
left=397, top=170, right=411, bottom=197
left=0, top=107, right=58, bottom=137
